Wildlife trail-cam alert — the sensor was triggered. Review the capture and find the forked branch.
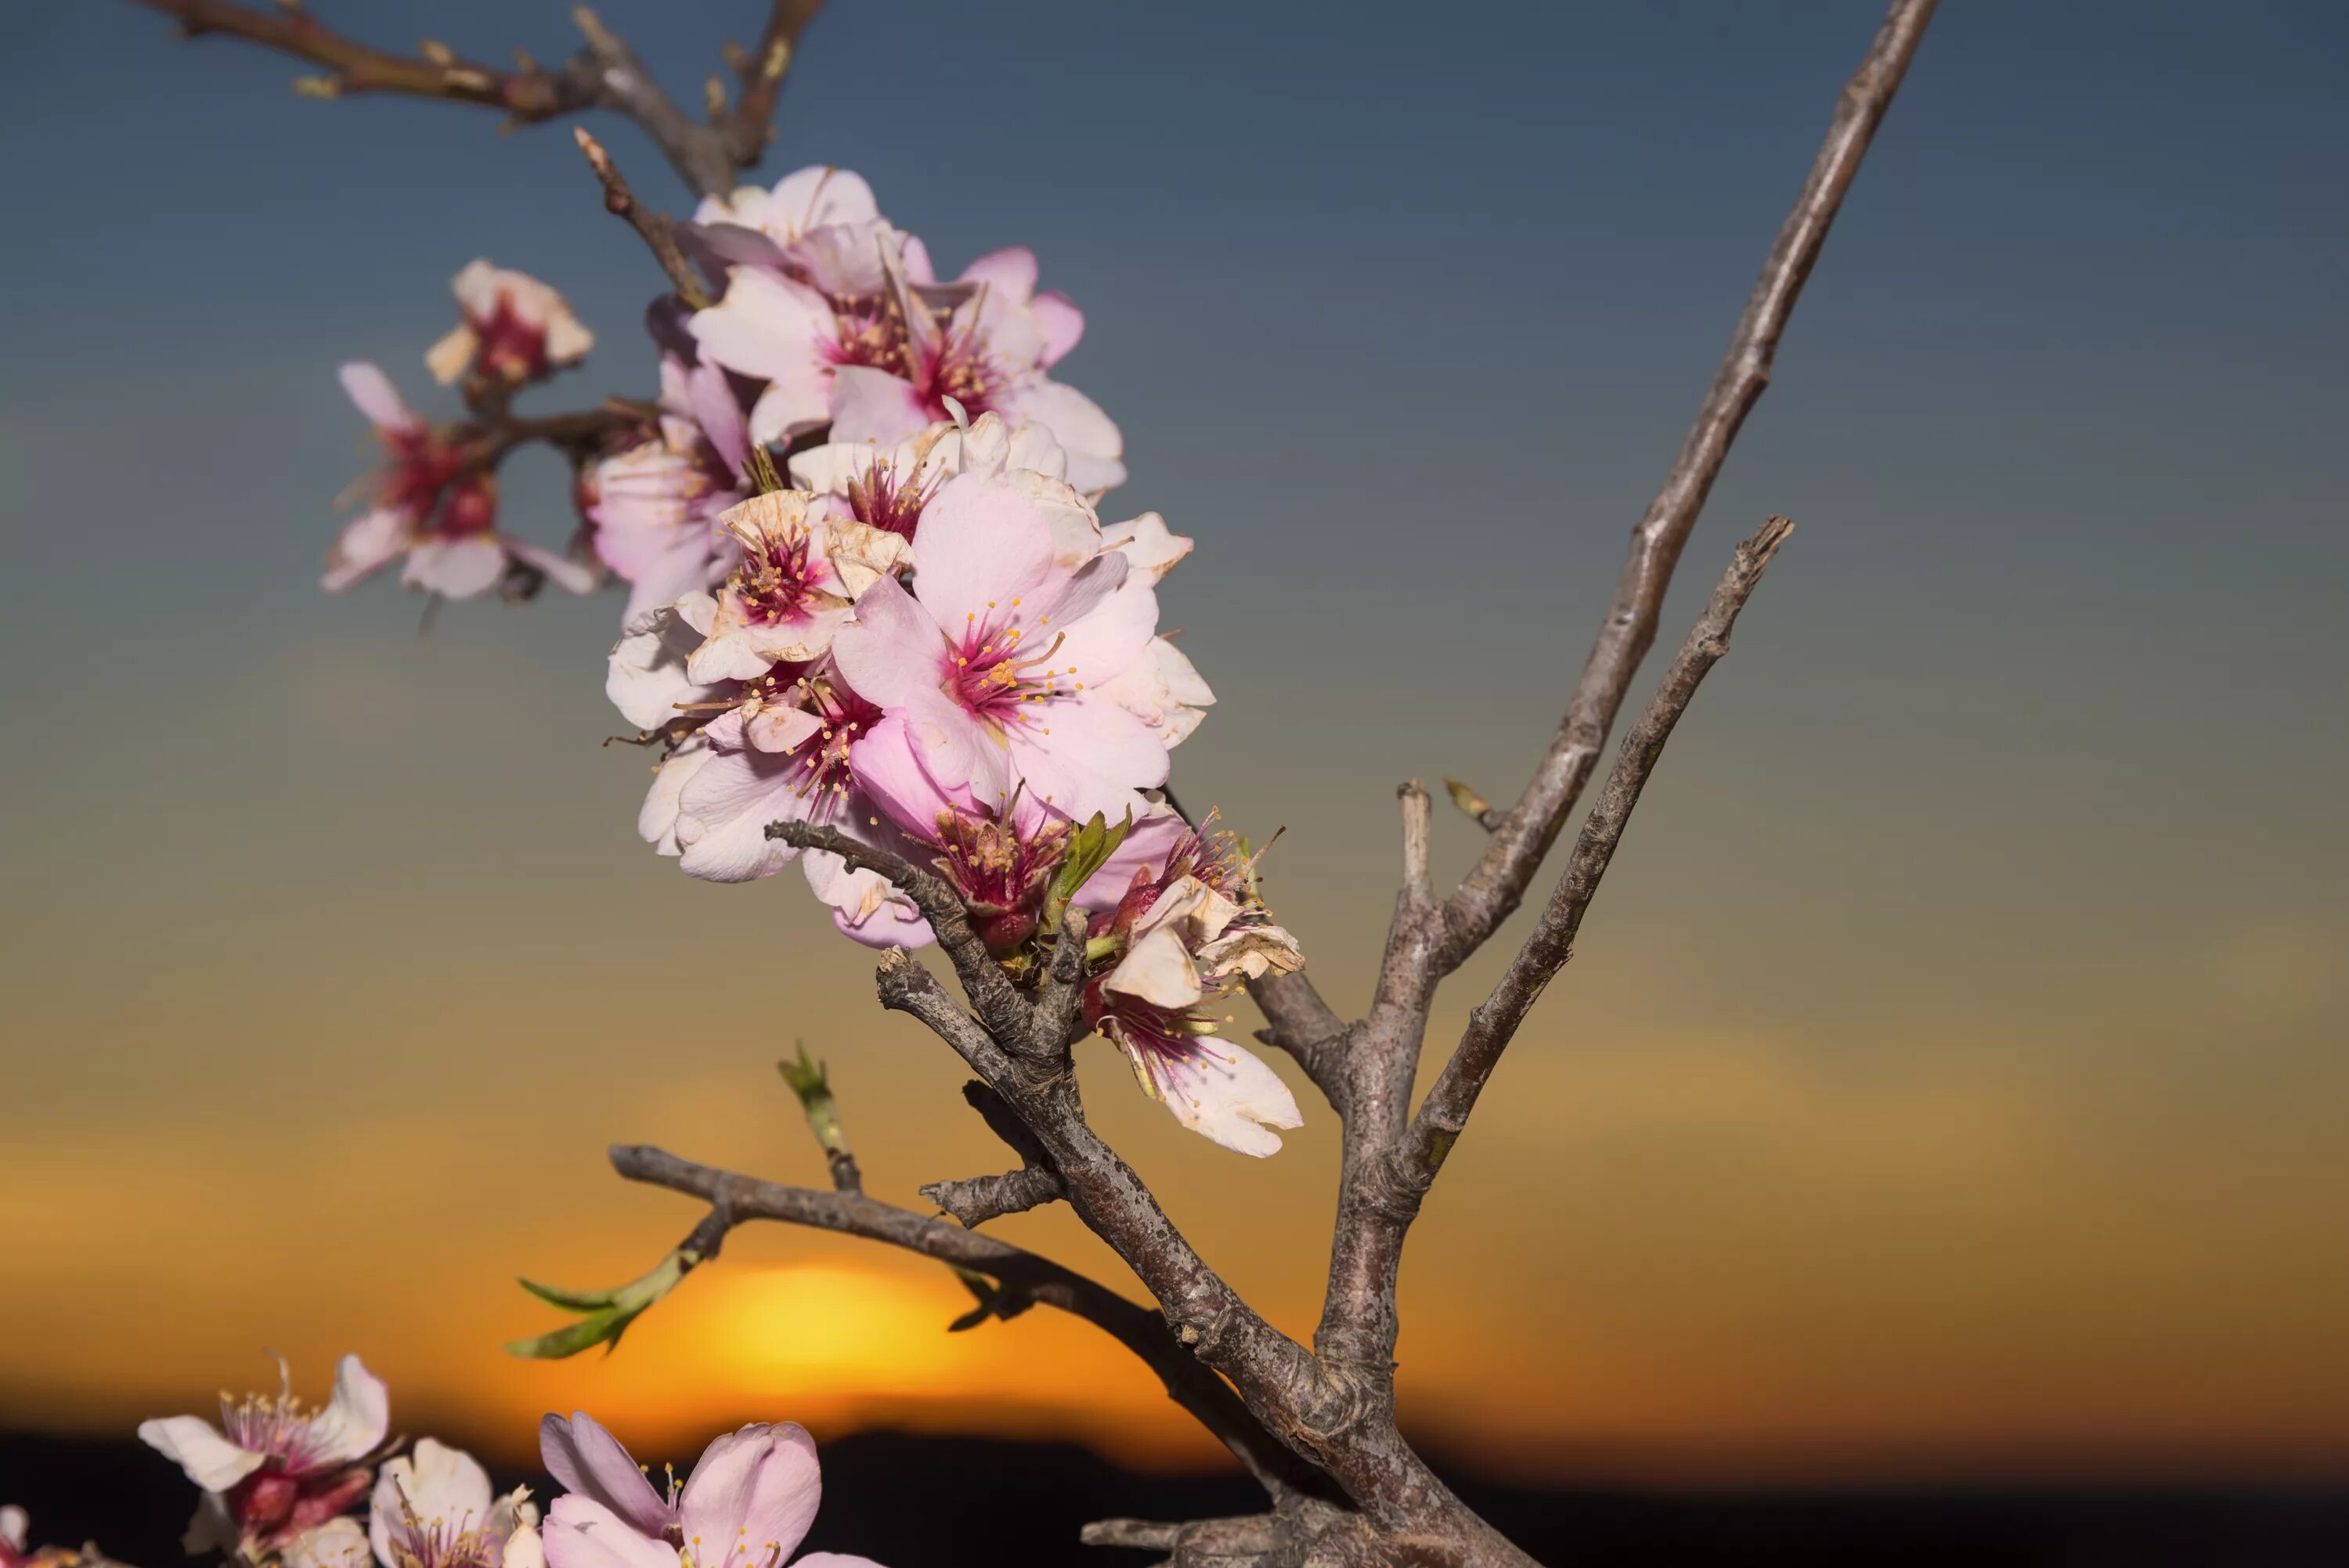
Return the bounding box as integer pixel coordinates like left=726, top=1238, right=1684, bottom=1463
left=1410, top=516, right=1797, bottom=1177
left=608, top=1142, right=1326, bottom=1500
left=132, top=1, right=829, bottom=197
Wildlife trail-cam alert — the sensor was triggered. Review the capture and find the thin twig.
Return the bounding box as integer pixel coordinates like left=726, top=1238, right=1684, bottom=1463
left=131, top=0, right=819, bottom=197
left=1302, top=0, right=1936, bottom=1451
left=1410, top=517, right=1797, bottom=1179
left=574, top=128, right=711, bottom=308
left=1438, top=0, right=1936, bottom=964
left=721, top=1, right=829, bottom=166
left=921, top=1166, right=1064, bottom=1227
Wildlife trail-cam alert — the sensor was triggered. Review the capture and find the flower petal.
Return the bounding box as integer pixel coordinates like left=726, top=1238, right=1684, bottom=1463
left=282, top=1518, right=370, bottom=1568
left=673, top=744, right=809, bottom=883
left=827, top=365, right=933, bottom=451
left=1150, top=1040, right=1303, bottom=1157
left=539, top=1413, right=673, bottom=1539
left=137, top=1416, right=265, bottom=1493
left=542, top=1498, right=680, bottom=1568
left=307, top=1354, right=391, bottom=1465
left=907, top=473, right=1059, bottom=629
left=370, top=1437, right=493, bottom=1564
left=323, top=507, right=410, bottom=593
left=1102, top=924, right=1203, bottom=1009
left=829, top=574, right=947, bottom=708
left=403, top=536, right=507, bottom=600
left=1030, top=290, right=1085, bottom=367
left=958, top=245, right=1038, bottom=305
left=505, top=536, right=601, bottom=596
left=999, top=379, right=1124, bottom=492
left=677, top=1422, right=821, bottom=1561
left=339, top=362, right=416, bottom=431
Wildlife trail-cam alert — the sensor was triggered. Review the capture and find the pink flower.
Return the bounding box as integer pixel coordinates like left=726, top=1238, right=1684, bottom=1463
left=829, top=246, right=1124, bottom=493
left=139, top=1354, right=388, bottom=1555
left=586, top=352, right=752, bottom=621
left=691, top=166, right=894, bottom=301
left=535, top=1411, right=882, bottom=1568
left=791, top=410, right=1095, bottom=565
left=665, top=686, right=935, bottom=949
left=686, top=261, right=912, bottom=447
left=829, top=471, right=1172, bottom=824
left=1083, top=816, right=1305, bottom=1155
left=426, top=261, right=594, bottom=387
left=0, top=1507, right=31, bottom=1568
left=324, top=363, right=597, bottom=600
left=369, top=1437, right=536, bottom=1568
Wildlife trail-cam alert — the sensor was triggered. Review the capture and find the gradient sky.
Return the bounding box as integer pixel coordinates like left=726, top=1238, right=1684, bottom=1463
left=2, top=0, right=2345, bottom=1484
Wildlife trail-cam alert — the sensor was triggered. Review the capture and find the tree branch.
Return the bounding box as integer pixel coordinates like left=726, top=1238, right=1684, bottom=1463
left=767, top=820, right=1038, bottom=1051
left=1409, top=517, right=1795, bottom=1181
left=1303, top=0, right=1936, bottom=1442
left=573, top=128, right=711, bottom=308
left=132, top=0, right=830, bottom=198
left=921, top=1165, right=1064, bottom=1227
left=608, top=1142, right=1330, bottom=1501
left=1438, top=0, right=1936, bottom=964
left=718, top=2, right=828, bottom=167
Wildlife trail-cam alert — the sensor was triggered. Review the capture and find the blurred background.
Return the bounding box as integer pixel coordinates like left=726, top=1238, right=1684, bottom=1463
left=2, top=0, right=2344, bottom=1561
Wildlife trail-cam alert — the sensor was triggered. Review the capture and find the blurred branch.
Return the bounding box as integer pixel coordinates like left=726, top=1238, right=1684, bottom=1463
left=574, top=128, right=712, bottom=307
left=130, top=0, right=830, bottom=198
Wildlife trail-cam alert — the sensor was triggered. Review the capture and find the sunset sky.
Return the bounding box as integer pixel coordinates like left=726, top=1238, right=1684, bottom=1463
left=3, top=0, right=2345, bottom=1486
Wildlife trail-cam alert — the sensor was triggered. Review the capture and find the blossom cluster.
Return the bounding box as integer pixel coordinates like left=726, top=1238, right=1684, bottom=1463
left=321, top=165, right=1305, bottom=1155
left=126, top=1356, right=877, bottom=1568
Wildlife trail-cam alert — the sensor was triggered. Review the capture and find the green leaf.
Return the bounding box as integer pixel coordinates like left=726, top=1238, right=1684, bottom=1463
left=1042, top=810, right=1133, bottom=934
left=516, top=1276, right=624, bottom=1313
left=505, top=1249, right=691, bottom=1360
left=505, top=1308, right=629, bottom=1360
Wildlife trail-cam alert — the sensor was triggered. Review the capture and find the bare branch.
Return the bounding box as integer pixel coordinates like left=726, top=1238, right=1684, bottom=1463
left=1303, top=0, right=1935, bottom=1445
left=1034, top=904, right=1092, bottom=1055
left=1244, top=972, right=1351, bottom=1112
left=132, top=0, right=829, bottom=197
left=1409, top=517, right=1797, bottom=1177
left=921, top=1165, right=1064, bottom=1227
left=767, top=820, right=1037, bottom=1049
left=924, top=1081, right=1065, bottom=1225
left=1396, top=781, right=1433, bottom=908
left=720, top=2, right=830, bottom=168
left=573, top=128, right=711, bottom=308
left=1438, top=0, right=1936, bottom=965
left=608, top=1141, right=1332, bottom=1501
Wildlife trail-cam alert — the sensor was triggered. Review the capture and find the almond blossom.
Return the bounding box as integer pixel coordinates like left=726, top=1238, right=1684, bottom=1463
left=324, top=364, right=597, bottom=600
left=425, top=261, right=594, bottom=387
left=1084, top=815, right=1305, bottom=1155
left=680, top=491, right=906, bottom=685
left=585, top=348, right=753, bottom=621
left=139, top=1354, right=388, bottom=1556
left=0, top=1508, right=30, bottom=1568
left=369, top=1437, right=535, bottom=1568
left=828, top=470, right=1177, bottom=825
left=534, top=1411, right=882, bottom=1568
left=830, top=244, right=1125, bottom=493
left=683, top=168, right=1123, bottom=490
left=689, top=165, right=894, bottom=301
